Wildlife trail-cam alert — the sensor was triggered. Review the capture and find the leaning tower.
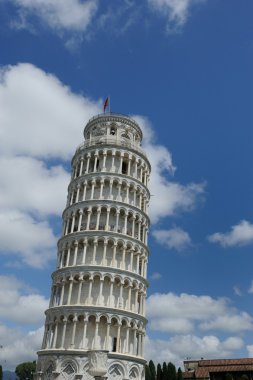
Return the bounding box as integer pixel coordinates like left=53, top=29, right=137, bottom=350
left=36, top=113, right=151, bottom=380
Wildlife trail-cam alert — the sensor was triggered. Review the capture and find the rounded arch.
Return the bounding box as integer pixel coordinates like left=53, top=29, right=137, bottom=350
left=129, top=366, right=140, bottom=380
left=108, top=362, right=126, bottom=380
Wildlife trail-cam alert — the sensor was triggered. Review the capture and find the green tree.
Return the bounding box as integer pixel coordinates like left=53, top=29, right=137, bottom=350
left=167, top=362, right=177, bottom=380
left=177, top=367, right=183, bottom=380
left=157, top=363, right=163, bottom=380
left=145, top=365, right=152, bottom=380
left=163, top=362, right=168, bottom=380
left=149, top=360, right=156, bottom=380
left=225, top=374, right=233, bottom=380
left=15, top=361, right=36, bottom=380
left=0, top=365, right=2, bottom=380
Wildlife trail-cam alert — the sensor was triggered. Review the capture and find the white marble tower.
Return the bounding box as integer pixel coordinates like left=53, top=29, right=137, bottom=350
left=36, top=113, right=151, bottom=380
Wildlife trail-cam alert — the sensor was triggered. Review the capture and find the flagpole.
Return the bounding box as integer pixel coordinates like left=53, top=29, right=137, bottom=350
left=109, top=94, right=110, bottom=113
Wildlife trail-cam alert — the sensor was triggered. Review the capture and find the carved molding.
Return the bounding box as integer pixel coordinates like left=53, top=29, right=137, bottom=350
left=88, top=350, right=109, bottom=377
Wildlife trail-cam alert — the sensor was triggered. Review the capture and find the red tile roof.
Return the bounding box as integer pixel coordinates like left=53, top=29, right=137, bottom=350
left=183, top=358, right=253, bottom=379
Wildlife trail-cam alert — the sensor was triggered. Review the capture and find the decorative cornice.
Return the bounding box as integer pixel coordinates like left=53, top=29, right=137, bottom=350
left=58, top=230, right=150, bottom=255
left=51, top=265, right=149, bottom=286
left=68, top=172, right=151, bottom=198
left=62, top=199, right=150, bottom=225
left=44, top=305, right=148, bottom=324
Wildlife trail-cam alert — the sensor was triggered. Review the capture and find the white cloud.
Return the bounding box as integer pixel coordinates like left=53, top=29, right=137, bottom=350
left=147, top=292, right=253, bottom=334
left=147, top=0, right=206, bottom=32
left=0, top=275, right=49, bottom=324
left=134, top=115, right=205, bottom=223
left=0, top=324, right=43, bottom=370
left=0, top=63, right=100, bottom=159
left=0, top=276, right=47, bottom=369
left=0, top=156, right=69, bottom=216
left=145, top=334, right=244, bottom=366
left=247, top=345, right=253, bottom=357
left=208, top=220, right=253, bottom=248
left=150, top=272, right=162, bottom=280
left=10, top=0, right=98, bottom=33
left=153, top=227, right=192, bottom=251
left=199, top=313, right=253, bottom=332
left=0, top=211, right=57, bottom=267
left=0, top=63, right=100, bottom=267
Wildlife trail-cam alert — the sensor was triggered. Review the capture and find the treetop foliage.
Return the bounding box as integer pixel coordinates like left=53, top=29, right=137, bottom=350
left=15, top=362, right=36, bottom=380
left=145, top=361, right=183, bottom=380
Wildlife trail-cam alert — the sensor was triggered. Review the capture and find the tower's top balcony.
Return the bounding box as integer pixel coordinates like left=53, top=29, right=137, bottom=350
left=76, top=112, right=146, bottom=157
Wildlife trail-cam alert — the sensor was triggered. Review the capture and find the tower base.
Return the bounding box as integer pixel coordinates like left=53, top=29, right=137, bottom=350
left=35, top=350, right=145, bottom=380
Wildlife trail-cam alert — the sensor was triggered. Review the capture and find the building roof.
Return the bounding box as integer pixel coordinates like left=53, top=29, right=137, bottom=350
left=184, top=358, right=253, bottom=379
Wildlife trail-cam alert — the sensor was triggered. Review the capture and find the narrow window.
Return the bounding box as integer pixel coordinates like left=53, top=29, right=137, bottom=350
left=112, top=337, right=117, bottom=352
left=110, top=126, right=116, bottom=135
left=122, top=161, right=128, bottom=174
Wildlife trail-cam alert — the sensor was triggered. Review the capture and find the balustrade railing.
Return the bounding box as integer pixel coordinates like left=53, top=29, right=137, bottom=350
left=75, top=136, right=146, bottom=157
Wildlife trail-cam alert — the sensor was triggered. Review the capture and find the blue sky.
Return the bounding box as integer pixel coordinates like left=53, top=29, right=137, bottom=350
left=0, top=0, right=252, bottom=370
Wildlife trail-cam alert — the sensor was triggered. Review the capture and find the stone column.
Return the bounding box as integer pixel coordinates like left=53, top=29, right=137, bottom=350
left=88, top=278, right=93, bottom=304
left=66, top=245, right=71, bottom=266
left=127, top=155, right=132, bottom=176
left=92, top=239, right=98, bottom=264
left=102, top=150, right=107, bottom=171
left=60, top=280, right=65, bottom=305
left=86, top=208, right=92, bottom=230
left=133, top=328, right=137, bottom=355
left=109, top=179, right=113, bottom=200
left=117, top=181, right=122, bottom=201
left=109, top=280, right=114, bottom=307
left=116, top=324, right=121, bottom=352
left=82, top=319, right=88, bottom=348
left=76, top=184, right=81, bottom=203
left=79, top=157, right=84, bottom=176
left=70, top=213, right=76, bottom=233
left=96, top=207, right=101, bottom=230
left=86, top=153, right=91, bottom=173
left=99, top=178, right=104, bottom=199
left=65, top=217, right=70, bottom=235
left=106, top=323, right=110, bottom=350
left=102, top=239, right=108, bottom=265
left=128, top=286, right=132, bottom=311
left=123, top=211, right=128, bottom=234
left=132, top=214, right=136, bottom=238
left=77, top=210, right=83, bottom=232
left=99, top=279, right=104, bottom=305
left=70, top=315, right=78, bottom=348
left=73, top=240, right=79, bottom=266
left=115, top=209, right=120, bottom=232
left=121, top=244, right=126, bottom=269
left=82, top=181, right=87, bottom=201
left=119, top=282, right=123, bottom=308
left=118, top=154, right=124, bottom=173
left=111, top=150, right=116, bottom=172
left=77, top=275, right=83, bottom=304
left=90, top=179, right=96, bottom=199
left=112, top=242, right=117, bottom=267
left=125, top=326, right=129, bottom=353
left=105, top=207, right=110, bottom=231
left=61, top=318, right=67, bottom=348
left=82, top=239, right=88, bottom=264
left=67, top=277, right=74, bottom=305
left=93, top=320, right=99, bottom=349
left=125, top=183, right=130, bottom=203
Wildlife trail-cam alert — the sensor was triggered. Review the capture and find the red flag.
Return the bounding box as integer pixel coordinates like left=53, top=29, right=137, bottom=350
left=103, top=97, right=109, bottom=112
